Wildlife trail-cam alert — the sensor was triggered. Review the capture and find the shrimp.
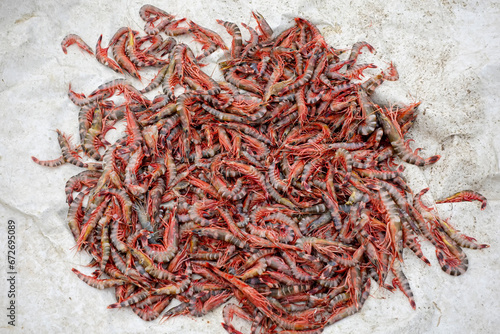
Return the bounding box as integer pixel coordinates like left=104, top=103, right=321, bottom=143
left=434, top=228, right=469, bottom=276
left=252, top=11, right=273, bottom=41
left=437, top=218, right=489, bottom=249
left=223, top=67, right=263, bottom=95
left=346, top=41, right=375, bottom=68
left=377, top=109, right=440, bottom=166
left=95, top=35, right=124, bottom=73
left=217, top=20, right=243, bottom=58
left=71, top=268, right=125, bottom=289
left=61, top=34, right=94, bottom=55
left=132, top=296, right=173, bottom=321
left=436, top=190, right=487, bottom=210
left=111, top=31, right=142, bottom=80
left=188, top=20, right=228, bottom=50
left=357, top=87, right=379, bottom=136
left=192, top=228, right=248, bottom=249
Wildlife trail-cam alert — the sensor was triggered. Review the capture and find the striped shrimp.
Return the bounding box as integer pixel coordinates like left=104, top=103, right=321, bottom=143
left=108, top=290, right=151, bottom=309
left=139, top=4, right=172, bottom=22
left=217, top=20, right=243, bottom=58
left=142, top=60, right=174, bottom=94
left=91, top=79, right=150, bottom=105
left=433, top=228, right=469, bottom=276
left=100, top=217, right=112, bottom=271
left=111, top=31, right=142, bottom=80
left=357, top=87, right=379, bottom=136
left=143, top=214, right=179, bottom=263
left=152, top=275, right=191, bottom=296
left=132, top=296, right=173, bottom=321
left=68, top=84, right=112, bottom=107
left=129, top=247, right=187, bottom=281
left=379, top=188, right=404, bottom=261
left=345, top=41, right=375, bottom=69
left=67, top=191, right=86, bottom=241
left=224, top=161, right=269, bottom=198
left=238, top=259, right=268, bottom=280
left=437, top=218, right=489, bottom=249
left=192, top=228, right=249, bottom=249
left=31, top=155, right=65, bottom=168
left=240, top=23, right=260, bottom=57
left=391, top=260, right=416, bottom=309
left=95, top=35, right=123, bottom=73
left=82, top=107, right=104, bottom=161
left=281, top=251, right=317, bottom=281
left=61, top=34, right=94, bottom=55
left=100, top=188, right=133, bottom=222
left=189, top=20, right=228, bottom=50
left=75, top=197, right=110, bottom=251
left=56, top=130, right=89, bottom=169
left=223, top=67, right=263, bottom=95
left=188, top=291, right=233, bottom=317
left=377, top=109, right=440, bottom=166
left=252, top=11, right=273, bottom=41
left=436, top=190, right=487, bottom=210
left=72, top=268, right=125, bottom=290
left=125, top=30, right=164, bottom=68
left=279, top=51, right=319, bottom=94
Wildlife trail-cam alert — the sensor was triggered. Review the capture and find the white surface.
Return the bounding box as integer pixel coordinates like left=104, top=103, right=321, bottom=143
left=0, top=0, right=499, bottom=333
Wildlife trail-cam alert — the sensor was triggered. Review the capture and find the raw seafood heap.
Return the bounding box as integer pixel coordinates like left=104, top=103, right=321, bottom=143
left=33, top=4, right=489, bottom=334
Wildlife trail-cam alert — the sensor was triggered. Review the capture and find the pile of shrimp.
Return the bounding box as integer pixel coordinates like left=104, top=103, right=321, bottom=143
left=33, top=4, right=489, bottom=334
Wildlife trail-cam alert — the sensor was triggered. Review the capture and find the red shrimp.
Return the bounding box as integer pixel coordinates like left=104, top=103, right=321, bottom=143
left=61, top=34, right=94, bottom=55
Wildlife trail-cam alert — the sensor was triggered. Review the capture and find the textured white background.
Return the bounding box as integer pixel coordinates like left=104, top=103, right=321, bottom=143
left=0, top=0, right=499, bottom=333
